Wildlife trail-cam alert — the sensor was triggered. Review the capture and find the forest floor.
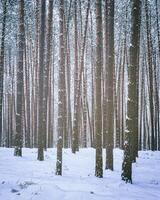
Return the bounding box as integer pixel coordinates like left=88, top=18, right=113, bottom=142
left=0, top=148, right=160, bottom=200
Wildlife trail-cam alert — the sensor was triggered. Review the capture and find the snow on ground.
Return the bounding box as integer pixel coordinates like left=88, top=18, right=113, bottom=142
left=0, top=148, right=160, bottom=200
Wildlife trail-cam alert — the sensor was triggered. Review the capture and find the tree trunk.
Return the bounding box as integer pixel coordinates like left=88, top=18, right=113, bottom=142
left=14, top=0, right=25, bottom=157
left=105, top=0, right=114, bottom=171
left=95, top=0, right=103, bottom=178
left=56, top=0, right=65, bottom=175
left=121, top=0, right=141, bottom=183
left=0, top=0, right=7, bottom=146
left=37, top=0, right=46, bottom=161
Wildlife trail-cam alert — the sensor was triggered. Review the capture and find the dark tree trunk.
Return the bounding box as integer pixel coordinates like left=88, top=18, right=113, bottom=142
left=145, top=0, right=155, bottom=151
left=56, top=0, right=65, bottom=175
left=105, top=0, right=114, bottom=171
left=95, top=0, right=103, bottom=178
left=121, top=0, right=141, bottom=183
left=45, top=0, right=54, bottom=148
left=37, top=0, right=46, bottom=161
left=14, top=0, right=25, bottom=157
left=34, top=0, right=40, bottom=148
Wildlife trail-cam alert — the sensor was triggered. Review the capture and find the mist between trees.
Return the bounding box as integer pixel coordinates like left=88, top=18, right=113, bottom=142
left=0, top=0, right=159, bottom=183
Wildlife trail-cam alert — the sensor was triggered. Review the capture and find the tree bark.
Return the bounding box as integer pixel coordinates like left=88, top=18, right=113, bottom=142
left=121, top=0, right=141, bottom=183
left=95, top=0, right=103, bottom=178
left=14, top=0, right=25, bottom=157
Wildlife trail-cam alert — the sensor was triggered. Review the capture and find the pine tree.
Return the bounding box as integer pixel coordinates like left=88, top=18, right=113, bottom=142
left=56, top=0, right=65, bottom=175
left=72, top=0, right=90, bottom=153
left=95, top=0, right=103, bottom=178
left=105, top=0, right=114, bottom=171
left=72, top=0, right=79, bottom=153
left=145, top=0, right=155, bottom=151
left=45, top=0, right=54, bottom=148
left=37, top=0, right=46, bottom=161
left=121, top=0, right=141, bottom=183
left=33, top=0, right=40, bottom=148
left=0, top=0, right=7, bottom=146
left=14, top=0, right=25, bottom=156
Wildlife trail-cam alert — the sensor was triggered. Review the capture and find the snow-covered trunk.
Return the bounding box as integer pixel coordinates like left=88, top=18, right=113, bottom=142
left=56, top=0, right=65, bottom=175
left=0, top=0, right=7, bottom=146
left=14, top=0, right=25, bottom=157
left=95, top=0, right=103, bottom=178
left=122, top=0, right=141, bottom=183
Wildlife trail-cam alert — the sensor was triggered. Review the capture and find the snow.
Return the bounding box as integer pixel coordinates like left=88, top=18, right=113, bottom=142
left=0, top=148, right=160, bottom=200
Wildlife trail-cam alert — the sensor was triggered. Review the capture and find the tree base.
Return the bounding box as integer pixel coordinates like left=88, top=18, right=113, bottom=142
left=121, top=175, right=132, bottom=184
left=37, top=147, right=44, bottom=161
left=14, top=147, right=22, bottom=157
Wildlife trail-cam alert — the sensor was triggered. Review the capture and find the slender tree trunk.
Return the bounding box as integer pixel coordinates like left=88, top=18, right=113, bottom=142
left=155, top=0, right=160, bottom=58
left=14, top=0, right=25, bottom=156
left=37, top=0, right=46, bottom=161
left=72, top=0, right=90, bottom=153
left=72, top=0, right=79, bottom=153
left=105, top=0, right=114, bottom=171
left=56, top=0, right=65, bottom=175
left=121, top=0, right=141, bottom=183
left=95, top=0, right=103, bottom=178
left=34, top=0, right=40, bottom=148
left=45, top=0, right=54, bottom=148
left=145, top=0, right=155, bottom=151
left=90, top=10, right=95, bottom=147
left=82, top=70, right=87, bottom=148
left=103, top=0, right=109, bottom=150
left=0, top=0, right=7, bottom=146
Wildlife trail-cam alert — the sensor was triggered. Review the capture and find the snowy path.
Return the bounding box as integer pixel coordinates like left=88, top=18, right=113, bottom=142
left=0, top=148, right=160, bottom=200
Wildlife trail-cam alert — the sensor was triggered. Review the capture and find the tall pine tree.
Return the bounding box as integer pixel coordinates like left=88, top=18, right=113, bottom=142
left=95, top=0, right=103, bottom=178
left=121, top=0, right=141, bottom=183
left=14, top=0, right=25, bottom=156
